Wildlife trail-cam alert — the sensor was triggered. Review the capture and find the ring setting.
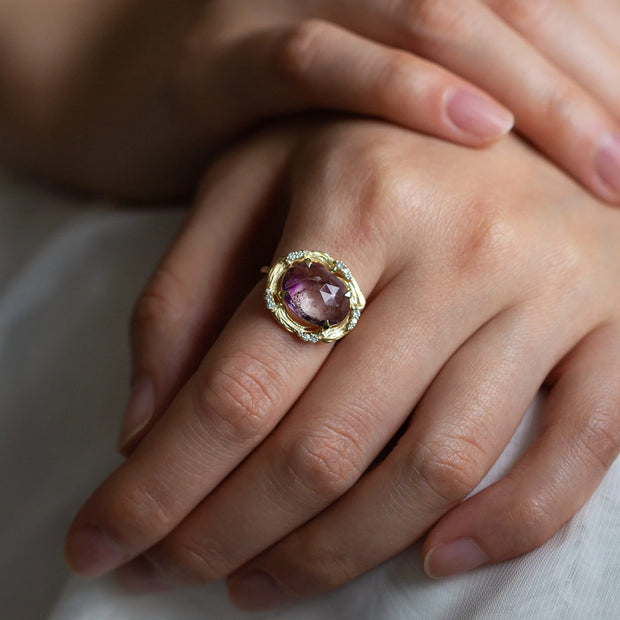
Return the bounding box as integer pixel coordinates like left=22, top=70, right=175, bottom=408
left=264, top=250, right=365, bottom=343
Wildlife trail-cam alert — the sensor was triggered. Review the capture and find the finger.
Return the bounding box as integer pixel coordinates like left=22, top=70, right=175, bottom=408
left=65, top=205, right=386, bottom=577
left=116, top=264, right=510, bottom=590
left=563, top=0, right=620, bottom=58
left=66, top=285, right=333, bottom=577
left=317, top=0, right=620, bottom=202
left=483, top=0, right=620, bottom=120
left=118, top=129, right=294, bottom=455
left=224, top=303, right=579, bottom=609
left=213, top=20, right=513, bottom=145
left=423, top=323, right=620, bottom=579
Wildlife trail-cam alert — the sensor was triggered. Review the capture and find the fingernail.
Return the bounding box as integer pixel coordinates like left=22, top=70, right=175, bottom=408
left=228, top=570, right=294, bottom=611
left=595, top=133, right=620, bottom=196
left=424, top=538, right=488, bottom=579
left=116, top=557, right=167, bottom=592
left=65, top=524, right=127, bottom=577
left=446, top=89, right=514, bottom=140
left=117, top=378, right=154, bottom=454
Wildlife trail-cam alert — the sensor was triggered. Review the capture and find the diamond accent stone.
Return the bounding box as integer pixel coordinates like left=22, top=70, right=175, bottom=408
left=264, top=290, right=276, bottom=310
left=297, top=331, right=319, bottom=343
left=287, top=250, right=307, bottom=262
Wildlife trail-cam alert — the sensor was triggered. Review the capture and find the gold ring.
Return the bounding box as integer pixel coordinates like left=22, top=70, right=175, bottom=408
left=263, top=250, right=365, bottom=343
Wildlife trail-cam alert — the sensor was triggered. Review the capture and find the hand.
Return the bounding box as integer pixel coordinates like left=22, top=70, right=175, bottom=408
left=65, top=118, right=620, bottom=610
left=3, top=0, right=620, bottom=201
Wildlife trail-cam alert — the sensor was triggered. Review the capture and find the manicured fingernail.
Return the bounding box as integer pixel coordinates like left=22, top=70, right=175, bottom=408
left=595, top=133, right=620, bottom=196
left=424, top=538, right=488, bottom=579
left=65, top=524, right=127, bottom=577
left=446, top=89, right=514, bottom=140
left=117, top=378, right=154, bottom=454
left=228, top=570, right=293, bottom=610
left=116, top=557, right=167, bottom=592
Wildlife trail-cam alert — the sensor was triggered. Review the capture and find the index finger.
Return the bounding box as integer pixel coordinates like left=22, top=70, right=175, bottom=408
left=64, top=284, right=328, bottom=577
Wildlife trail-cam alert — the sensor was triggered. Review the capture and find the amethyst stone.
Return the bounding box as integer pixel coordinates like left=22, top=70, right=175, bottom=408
left=282, top=262, right=350, bottom=327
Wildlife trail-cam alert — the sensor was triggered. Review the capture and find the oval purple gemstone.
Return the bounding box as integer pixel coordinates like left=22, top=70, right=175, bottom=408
left=282, top=262, right=350, bottom=327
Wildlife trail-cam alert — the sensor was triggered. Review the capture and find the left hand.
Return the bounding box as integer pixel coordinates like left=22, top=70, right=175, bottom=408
left=4, top=0, right=620, bottom=203
left=65, top=118, right=620, bottom=609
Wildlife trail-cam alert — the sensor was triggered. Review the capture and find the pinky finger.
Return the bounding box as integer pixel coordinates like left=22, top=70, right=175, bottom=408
left=423, top=324, right=620, bottom=579
left=220, top=20, right=514, bottom=145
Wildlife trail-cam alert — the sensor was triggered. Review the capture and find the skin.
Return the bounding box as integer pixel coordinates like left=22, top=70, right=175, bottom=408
left=64, top=119, right=620, bottom=610
left=1, top=0, right=620, bottom=200
left=2, top=0, right=617, bottom=609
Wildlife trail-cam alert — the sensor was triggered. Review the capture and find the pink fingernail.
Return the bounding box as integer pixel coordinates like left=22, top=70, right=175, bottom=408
left=117, top=378, right=154, bottom=454
left=65, top=524, right=127, bottom=577
left=228, top=570, right=293, bottom=611
left=424, top=538, right=488, bottom=579
left=595, top=133, right=620, bottom=196
left=446, top=89, right=514, bottom=140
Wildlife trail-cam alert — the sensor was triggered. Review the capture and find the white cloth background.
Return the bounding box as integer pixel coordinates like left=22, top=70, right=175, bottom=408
left=0, top=164, right=618, bottom=620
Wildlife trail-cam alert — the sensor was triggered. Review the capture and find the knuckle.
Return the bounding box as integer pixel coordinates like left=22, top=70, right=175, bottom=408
left=131, top=266, right=188, bottom=337
left=275, top=19, right=329, bottom=88
left=446, top=200, right=518, bottom=280
left=161, top=536, right=231, bottom=582
left=400, top=0, right=468, bottom=51
left=488, top=0, right=554, bottom=33
left=191, top=351, right=283, bottom=446
left=408, top=436, right=488, bottom=503
left=102, top=484, right=175, bottom=546
left=282, top=428, right=364, bottom=499
left=575, top=403, right=620, bottom=472
left=551, top=232, right=589, bottom=286
left=401, top=0, right=446, bottom=30
left=372, top=51, right=417, bottom=111
left=537, top=79, right=576, bottom=131
left=505, top=493, right=556, bottom=550
left=289, top=532, right=356, bottom=591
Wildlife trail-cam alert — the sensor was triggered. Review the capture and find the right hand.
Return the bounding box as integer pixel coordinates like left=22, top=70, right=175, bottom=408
left=2, top=0, right=620, bottom=201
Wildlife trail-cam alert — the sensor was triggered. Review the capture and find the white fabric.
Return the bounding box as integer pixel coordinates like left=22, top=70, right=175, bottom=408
left=0, top=164, right=618, bottom=620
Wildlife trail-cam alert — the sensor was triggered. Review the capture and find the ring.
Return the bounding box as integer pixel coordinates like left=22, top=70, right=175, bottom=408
left=263, top=250, right=366, bottom=343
